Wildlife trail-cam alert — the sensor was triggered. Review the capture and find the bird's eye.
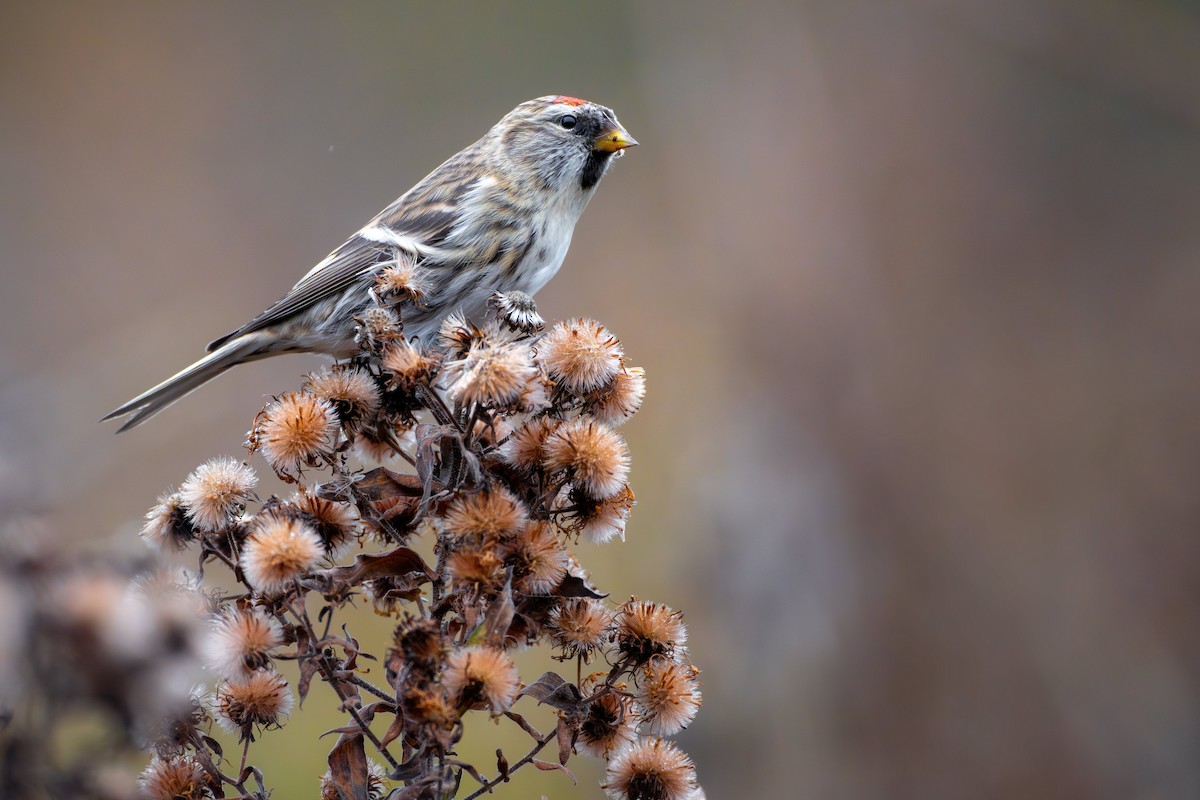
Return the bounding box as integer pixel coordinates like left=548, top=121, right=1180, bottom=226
left=559, top=114, right=577, bottom=130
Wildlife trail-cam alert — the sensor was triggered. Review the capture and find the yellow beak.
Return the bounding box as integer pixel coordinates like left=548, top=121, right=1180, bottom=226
left=593, top=126, right=638, bottom=152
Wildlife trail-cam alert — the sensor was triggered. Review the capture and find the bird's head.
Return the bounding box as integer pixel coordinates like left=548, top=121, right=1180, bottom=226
left=489, top=96, right=637, bottom=194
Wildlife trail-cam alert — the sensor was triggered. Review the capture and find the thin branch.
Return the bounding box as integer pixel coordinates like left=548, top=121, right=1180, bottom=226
left=460, top=728, right=556, bottom=800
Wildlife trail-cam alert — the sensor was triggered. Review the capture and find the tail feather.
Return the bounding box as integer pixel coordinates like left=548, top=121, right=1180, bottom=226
left=102, top=336, right=268, bottom=432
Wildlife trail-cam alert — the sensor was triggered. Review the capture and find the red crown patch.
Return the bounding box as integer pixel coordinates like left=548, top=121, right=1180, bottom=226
left=553, top=95, right=587, bottom=107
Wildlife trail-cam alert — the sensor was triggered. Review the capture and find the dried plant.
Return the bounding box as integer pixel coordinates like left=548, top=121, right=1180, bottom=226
left=106, top=290, right=702, bottom=799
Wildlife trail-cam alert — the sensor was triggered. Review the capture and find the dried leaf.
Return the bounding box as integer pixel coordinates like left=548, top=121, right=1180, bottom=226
left=503, top=710, right=543, bottom=741
left=531, top=759, right=576, bottom=784
left=556, top=716, right=574, bottom=765
left=482, top=569, right=515, bottom=648
left=388, top=749, right=428, bottom=782
left=297, top=656, right=320, bottom=707
left=306, top=545, right=433, bottom=595
left=554, top=574, right=607, bottom=599
left=517, top=672, right=582, bottom=712
left=326, top=733, right=371, bottom=800
left=379, top=710, right=406, bottom=749
left=200, top=735, right=223, bottom=760
left=495, top=748, right=510, bottom=782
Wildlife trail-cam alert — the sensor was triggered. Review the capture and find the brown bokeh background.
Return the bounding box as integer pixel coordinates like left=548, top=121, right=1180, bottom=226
left=5, top=1, right=1200, bottom=798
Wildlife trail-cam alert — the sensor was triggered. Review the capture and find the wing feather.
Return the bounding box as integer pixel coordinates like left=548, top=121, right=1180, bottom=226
left=206, top=141, right=493, bottom=352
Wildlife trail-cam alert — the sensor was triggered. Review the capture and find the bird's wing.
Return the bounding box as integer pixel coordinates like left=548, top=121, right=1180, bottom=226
left=205, top=148, right=486, bottom=353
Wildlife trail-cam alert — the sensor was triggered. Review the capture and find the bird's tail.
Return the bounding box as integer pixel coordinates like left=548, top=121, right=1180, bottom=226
left=102, top=335, right=270, bottom=432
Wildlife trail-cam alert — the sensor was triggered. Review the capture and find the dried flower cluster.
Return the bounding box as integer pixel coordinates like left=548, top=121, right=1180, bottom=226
left=0, top=525, right=210, bottom=799
left=112, top=291, right=699, bottom=798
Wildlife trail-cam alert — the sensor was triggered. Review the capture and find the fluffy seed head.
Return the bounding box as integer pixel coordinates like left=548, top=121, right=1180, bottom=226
left=204, top=606, right=283, bottom=680
left=544, top=418, right=630, bottom=500
left=304, top=364, right=380, bottom=425
left=504, top=522, right=568, bottom=595
left=616, top=600, right=688, bottom=664
left=381, top=339, right=437, bottom=390
left=374, top=261, right=427, bottom=305
left=443, top=338, right=537, bottom=408
left=240, top=516, right=323, bottom=595
left=538, top=317, right=623, bottom=395
left=355, top=306, right=404, bottom=354
left=293, top=490, right=359, bottom=557
left=488, top=290, right=545, bottom=332
left=549, top=598, right=613, bottom=662
left=604, top=738, right=698, bottom=800
left=577, top=691, right=638, bottom=758
left=502, top=416, right=560, bottom=474
left=179, top=457, right=257, bottom=532
left=142, top=491, right=197, bottom=551
left=565, top=484, right=635, bottom=544
left=443, top=486, right=528, bottom=541
left=391, top=616, right=443, bottom=669
left=403, top=684, right=459, bottom=733
left=215, top=669, right=293, bottom=735
left=638, top=658, right=702, bottom=735
left=256, top=391, right=339, bottom=475
left=138, top=754, right=210, bottom=800
left=437, top=310, right=480, bottom=356
left=585, top=366, right=647, bottom=425
left=447, top=545, right=504, bottom=591
left=442, top=645, right=521, bottom=714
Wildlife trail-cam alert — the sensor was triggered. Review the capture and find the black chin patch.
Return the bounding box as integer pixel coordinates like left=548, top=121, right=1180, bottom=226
left=581, top=149, right=612, bottom=190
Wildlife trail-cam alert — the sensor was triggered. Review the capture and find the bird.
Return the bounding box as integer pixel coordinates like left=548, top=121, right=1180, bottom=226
left=104, top=96, right=637, bottom=431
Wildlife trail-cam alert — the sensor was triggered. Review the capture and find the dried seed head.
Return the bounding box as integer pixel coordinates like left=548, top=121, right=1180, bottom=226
left=564, top=484, right=635, bottom=545
left=375, top=261, right=427, bottom=305
left=356, top=306, right=403, bottom=354
left=321, top=759, right=390, bottom=800
left=179, top=457, right=257, bottom=532
left=502, top=416, right=560, bottom=474
left=381, top=339, right=437, bottom=390
left=443, top=486, right=529, bottom=541
left=549, top=598, right=613, bottom=662
left=240, top=516, right=323, bottom=596
left=293, top=490, right=358, bottom=557
left=585, top=366, right=647, bottom=426
left=391, top=616, right=443, bottom=668
left=151, top=685, right=213, bottom=759
left=604, top=738, right=698, bottom=800
left=204, top=606, right=283, bottom=680
left=616, top=600, right=688, bottom=664
left=364, top=573, right=422, bottom=614
left=504, top=522, right=568, bottom=595
left=403, top=684, right=459, bottom=732
left=437, top=310, right=479, bottom=356
left=215, top=669, right=293, bottom=734
left=304, top=364, right=380, bottom=425
left=538, top=317, right=623, bottom=395
left=255, top=391, right=339, bottom=475
left=488, top=290, right=545, bottom=332
left=443, top=338, right=537, bottom=408
left=138, top=754, right=210, bottom=800
left=544, top=419, right=630, bottom=500
left=142, top=491, right=197, bottom=551
left=442, top=645, right=521, bottom=714
left=637, top=658, right=702, bottom=736
left=577, top=691, right=638, bottom=759
left=447, top=545, right=504, bottom=591
left=517, top=371, right=554, bottom=414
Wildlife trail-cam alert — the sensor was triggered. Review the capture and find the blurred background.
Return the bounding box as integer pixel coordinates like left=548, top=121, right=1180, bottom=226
left=4, top=0, right=1200, bottom=797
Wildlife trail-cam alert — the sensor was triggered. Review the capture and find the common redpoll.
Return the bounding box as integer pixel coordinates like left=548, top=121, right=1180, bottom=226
left=105, top=96, right=636, bottom=430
